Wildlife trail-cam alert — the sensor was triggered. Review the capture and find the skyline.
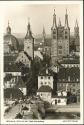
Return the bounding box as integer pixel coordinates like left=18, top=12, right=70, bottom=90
left=4, top=4, right=80, bottom=36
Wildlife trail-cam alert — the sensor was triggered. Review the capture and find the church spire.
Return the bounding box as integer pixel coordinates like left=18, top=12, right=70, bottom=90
left=75, top=19, right=78, bottom=27
left=65, top=9, right=69, bottom=29
left=6, top=20, right=11, bottom=34
left=52, top=9, right=57, bottom=29
left=43, top=26, right=46, bottom=39
left=58, top=18, right=61, bottom=26
left=25, top=18, right=32, bottom=39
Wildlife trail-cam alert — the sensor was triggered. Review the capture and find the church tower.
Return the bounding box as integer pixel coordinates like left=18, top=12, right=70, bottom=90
left=6, top=21, right=11, bottom=35
left=64, top=9, right=70, bottom=56
left=51, top=9, right=58, bottom=65
left=74, top=19, right=80, bottom=52
left=42, top=26, right=46, bottom=43
left=24, top=20, right=34, bottom=60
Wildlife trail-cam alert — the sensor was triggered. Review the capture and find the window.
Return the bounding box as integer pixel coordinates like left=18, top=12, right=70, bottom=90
left=48, top=76, right=50, bottom=79
left=58, top=50, right=62, bottom=54
left=27, top=46, right=30, bottom=49
left=41, top=76, right=43, bottom=79
left=73, top=84, right=75, bottom=87
left=41, top=93, right=42, bottom=96
left=58, top=99, right=61, bottom=103
left=73, top=89, right=75, bottom=92
left=65, top=31, right=67, bottom=34
left=53, top=31, right=56, bottom=34
left=55, top=100, right=57, bottom=104
left=65, top=36, right=67, bottom=39
left=53, top=35, right=56, bottom=39
left=41, top=82, right=43, bottom=85
left=58, top=46, right=62, bottom=49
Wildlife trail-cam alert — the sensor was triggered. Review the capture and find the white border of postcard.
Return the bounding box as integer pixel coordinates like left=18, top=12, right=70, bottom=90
left=0, top=0, right=83, bottom=124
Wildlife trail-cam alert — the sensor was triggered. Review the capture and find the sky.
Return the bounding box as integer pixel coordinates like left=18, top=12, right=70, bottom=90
left=3, top=3, right=80, bottom=36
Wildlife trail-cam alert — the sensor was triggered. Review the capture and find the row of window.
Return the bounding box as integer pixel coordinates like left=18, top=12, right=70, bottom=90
left=40, top=76, right=51, bottom=79
left=40, top=82, right=51, bottom=85
left=58, top=83, right=79, bottom=87
left=53, top=35, right=68, bottom=39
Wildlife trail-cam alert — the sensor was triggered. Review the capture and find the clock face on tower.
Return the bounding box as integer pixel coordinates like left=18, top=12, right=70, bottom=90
left=24, top=39, right=33, bottom=59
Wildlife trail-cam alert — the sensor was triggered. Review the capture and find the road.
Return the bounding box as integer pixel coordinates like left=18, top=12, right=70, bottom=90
left=4, top=104, right=21, bottom=119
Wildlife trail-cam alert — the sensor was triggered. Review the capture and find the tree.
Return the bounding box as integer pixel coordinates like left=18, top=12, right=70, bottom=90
left=4, top=74, right=12, bottom=82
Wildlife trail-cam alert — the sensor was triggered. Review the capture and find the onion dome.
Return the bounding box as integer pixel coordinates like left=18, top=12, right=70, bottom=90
left=4, top=21, right=19, bottom=51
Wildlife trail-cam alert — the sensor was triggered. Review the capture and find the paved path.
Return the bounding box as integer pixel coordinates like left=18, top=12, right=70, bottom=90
left=4, top=104, right=21, bottom=119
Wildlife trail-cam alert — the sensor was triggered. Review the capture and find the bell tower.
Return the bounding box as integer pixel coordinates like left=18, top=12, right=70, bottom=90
left=51, top=9, right=58, bottom=65
left=64, top=9, right=70, bottom=56
left=74, top=19, right=80, bottom=52
left=6, top=21, right=11, bottom=35
left=24, top=19, right=34, bottom=60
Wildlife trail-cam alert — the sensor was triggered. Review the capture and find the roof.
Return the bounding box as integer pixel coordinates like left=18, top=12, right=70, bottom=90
left=39, top=66, right=53, bottom=76
left=37, top=85, right=52, bottom=92
left=34, top=51, right=43, bottom=60
left=58, top=67, right=80, bottom=83
left=4, top=63, right=21, bottom=72
left=15, top=77, right=26, bottom=88
left=22, top=106, right=29, bottom=110
left=4, top=54, right=18, bottom=63
left=4, top=88, right=23, bottom=99
left=4, top=34, right=19, bottom=50
left=52, top=95, right=67, bottom=98
left=60, top=59, right=79, bottom=64
left=24, top=51, right=32, bottom=61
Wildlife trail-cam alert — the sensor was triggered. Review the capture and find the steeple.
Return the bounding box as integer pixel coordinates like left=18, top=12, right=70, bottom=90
left=75, top=19, right=78, bottom=27
left=6, top=20, right=11, bottom=34
left=65, top=9, right=69, bottom=29
left=74, top=19, right=79, bottom=38
left=25, top=18, right=32, bottom=39
left=43, top=26, right=46, bottom=39
left=58, top=18, right=61, bottom=27
left=52, top=9, right=57, bottom=29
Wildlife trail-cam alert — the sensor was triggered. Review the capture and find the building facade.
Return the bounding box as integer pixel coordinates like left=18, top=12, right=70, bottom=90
left=51, top=9, right=70, bottom=65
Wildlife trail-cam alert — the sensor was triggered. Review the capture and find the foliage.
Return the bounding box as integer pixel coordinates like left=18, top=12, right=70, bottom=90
left=4, top=74, right=12, bottom=81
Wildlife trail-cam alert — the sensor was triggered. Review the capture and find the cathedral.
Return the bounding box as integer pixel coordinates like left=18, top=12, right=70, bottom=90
left=51, top=9, right=70, bottom=65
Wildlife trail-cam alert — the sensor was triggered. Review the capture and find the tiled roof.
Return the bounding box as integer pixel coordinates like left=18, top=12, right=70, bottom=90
left=37, top=85, right=52, bottom=92
left=4, top=63, right=21, bottom=72
left=60, top=59, right=79, bottom=64
left=4, top=88, right=23, bottom=99
left=4, top=34, right=19, bottom=50
left=52, top=95, right=67, bottom=98
left=15, top=77, right=26, bottom=88
left=58, top=67, right=80, bottom=83
left=22, top=106, right=29, bottom=110
left=39, top=67, right=53, bottom=76
left=24, top=51, right=32, bottom=61
left=4, top=54, right=18, bottom=63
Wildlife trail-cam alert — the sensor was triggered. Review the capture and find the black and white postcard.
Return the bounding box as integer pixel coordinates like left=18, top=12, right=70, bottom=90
left=0, top=0, right=83, bottom=124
